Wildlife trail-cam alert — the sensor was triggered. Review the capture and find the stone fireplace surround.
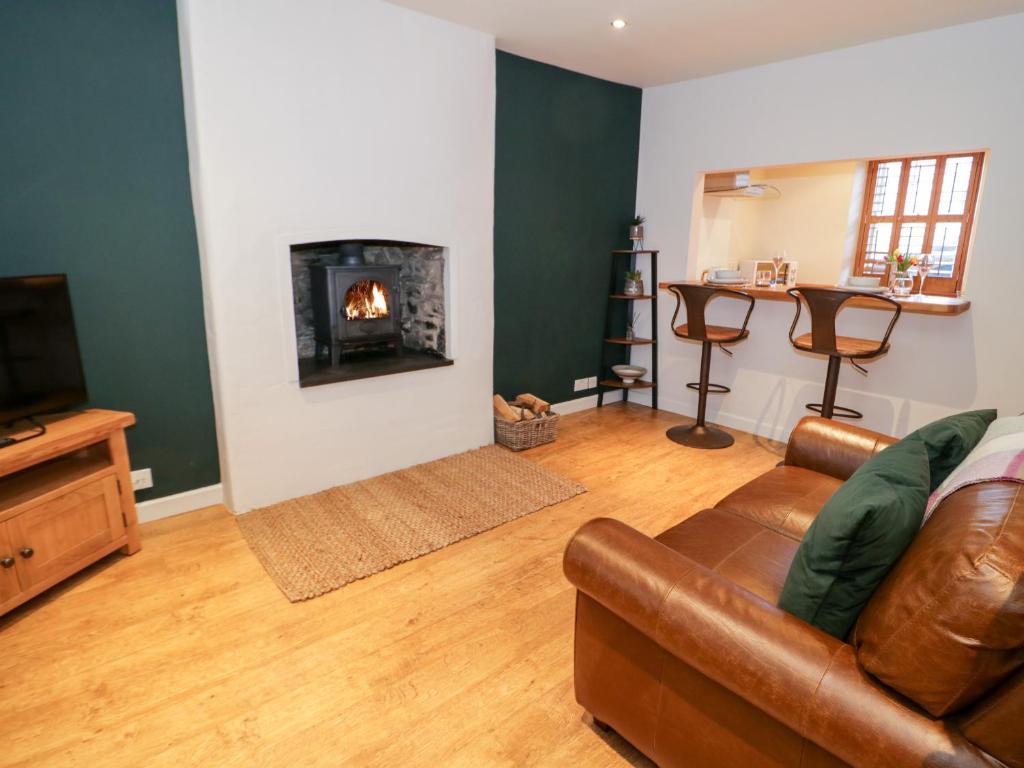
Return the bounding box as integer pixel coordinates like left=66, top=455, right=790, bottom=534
left=291, top=239, right=453, bottom=386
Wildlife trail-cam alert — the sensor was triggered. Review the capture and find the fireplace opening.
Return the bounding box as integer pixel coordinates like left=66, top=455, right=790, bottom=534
left=346, top=280, right=390, bottom=320
left=291, top=239, right=453, bottom=387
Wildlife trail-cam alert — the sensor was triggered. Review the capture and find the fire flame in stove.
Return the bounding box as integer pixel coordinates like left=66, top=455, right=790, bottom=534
left=345, top=280, right=390, bottom=320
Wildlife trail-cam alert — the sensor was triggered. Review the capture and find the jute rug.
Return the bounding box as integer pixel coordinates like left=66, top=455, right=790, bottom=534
left=236, top=445, right=586, bottom=601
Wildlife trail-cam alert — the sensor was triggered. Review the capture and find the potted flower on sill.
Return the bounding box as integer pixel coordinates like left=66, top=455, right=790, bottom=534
left=886, top=249, right=918, bottom=297
left=624, top=269, right=644, bottom=297
left=629, top=215, right=645, bottom=247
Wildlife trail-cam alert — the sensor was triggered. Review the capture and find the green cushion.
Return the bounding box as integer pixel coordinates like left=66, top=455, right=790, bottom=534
left=905, top=409, right=996, bottom=491
left=778, top=436, right=930, bottom=638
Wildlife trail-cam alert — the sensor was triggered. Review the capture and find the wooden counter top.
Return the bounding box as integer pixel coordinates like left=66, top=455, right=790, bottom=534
left=657, top=281, right=971, bottom=316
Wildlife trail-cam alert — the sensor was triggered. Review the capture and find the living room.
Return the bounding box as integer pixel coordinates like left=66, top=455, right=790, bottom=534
left=1, top=1, right=1022, bottom=766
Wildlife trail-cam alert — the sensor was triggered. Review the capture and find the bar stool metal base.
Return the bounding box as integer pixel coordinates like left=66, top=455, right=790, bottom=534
left=806, top=402, right=863, bottom=419
left=686, top=382, right=730, bottom=394
left=669, top=340, right=735, bottom=450
left=666, top=423, right=735, bottom=449
left=804, top=354, right=865, bottom=420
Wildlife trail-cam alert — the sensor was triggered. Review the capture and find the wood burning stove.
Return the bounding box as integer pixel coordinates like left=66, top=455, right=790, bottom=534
left=310, top=263, right=402, bottom=365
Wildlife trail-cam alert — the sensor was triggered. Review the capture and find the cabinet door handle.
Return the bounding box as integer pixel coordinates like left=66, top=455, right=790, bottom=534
left=18, top=547, right=33, bottom=559
left=0, top=556, right=14, bottom=568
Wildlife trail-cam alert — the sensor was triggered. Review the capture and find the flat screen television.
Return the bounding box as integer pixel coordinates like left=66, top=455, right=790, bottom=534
left=0, top=274, right=88, bottom=426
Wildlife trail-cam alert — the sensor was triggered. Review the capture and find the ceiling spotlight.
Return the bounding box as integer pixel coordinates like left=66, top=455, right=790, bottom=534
left=611, top=18, right=627, bottom=30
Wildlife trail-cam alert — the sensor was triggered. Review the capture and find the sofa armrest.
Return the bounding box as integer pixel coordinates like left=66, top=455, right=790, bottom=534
left=784, top=416, right=897, bottom=481
left=564, top=518, right=999, bottom=768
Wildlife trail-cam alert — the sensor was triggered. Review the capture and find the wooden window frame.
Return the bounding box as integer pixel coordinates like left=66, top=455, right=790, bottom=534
left=853, top=152, right=984, bottom=296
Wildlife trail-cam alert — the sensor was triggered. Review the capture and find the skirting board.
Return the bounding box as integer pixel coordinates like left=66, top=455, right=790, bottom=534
left=551, top=390, right=623, bottom=415
left=136, top=483, right=225, bottom=524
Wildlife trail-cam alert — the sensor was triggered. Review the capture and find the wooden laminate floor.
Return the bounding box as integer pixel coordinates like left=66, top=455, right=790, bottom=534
left=0, top=403, right=784, bottom=767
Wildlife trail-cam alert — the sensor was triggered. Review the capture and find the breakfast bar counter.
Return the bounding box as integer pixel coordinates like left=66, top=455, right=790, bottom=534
left=657, top=281, right=971, bottom=316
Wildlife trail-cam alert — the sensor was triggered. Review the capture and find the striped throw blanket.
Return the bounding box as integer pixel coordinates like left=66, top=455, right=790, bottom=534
left=925, top=415, right=1024, bottom=521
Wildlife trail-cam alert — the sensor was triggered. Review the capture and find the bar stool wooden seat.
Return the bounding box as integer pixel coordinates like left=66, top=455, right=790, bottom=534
left=675, top=324, right=748, bottom=342
left=666, top=284, right=755, bottom=449
left=786, top=287, right=901, bottom=420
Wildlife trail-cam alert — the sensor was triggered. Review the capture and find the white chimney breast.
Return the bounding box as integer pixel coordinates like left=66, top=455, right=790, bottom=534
left=177, top=0, right=496, bottom=511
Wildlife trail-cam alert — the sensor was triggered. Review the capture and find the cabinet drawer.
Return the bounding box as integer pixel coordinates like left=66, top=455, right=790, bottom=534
left=8, top=474, right=124, bottom=589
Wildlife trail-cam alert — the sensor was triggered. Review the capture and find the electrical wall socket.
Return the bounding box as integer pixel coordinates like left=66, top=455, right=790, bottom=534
left=131, top=468, right=153, bottom=491
left=573, top=377, right=599, bottom=392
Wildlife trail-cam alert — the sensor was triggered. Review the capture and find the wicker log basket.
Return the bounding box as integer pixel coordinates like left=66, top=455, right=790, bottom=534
left=493, top=394, right=560, bottom=451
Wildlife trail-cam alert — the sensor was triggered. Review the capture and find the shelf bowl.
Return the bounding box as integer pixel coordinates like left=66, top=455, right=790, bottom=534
left=611, top=364, right=647, bottom=386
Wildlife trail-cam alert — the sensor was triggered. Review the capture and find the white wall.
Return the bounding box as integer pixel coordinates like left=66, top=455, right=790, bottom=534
left=635, top=14, right=1023, bottom=440
left=177, top=0, right=496, bottom=511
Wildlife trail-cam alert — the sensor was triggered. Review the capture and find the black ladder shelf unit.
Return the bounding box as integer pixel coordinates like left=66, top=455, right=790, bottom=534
left=597, top=249, right=659, bottom=409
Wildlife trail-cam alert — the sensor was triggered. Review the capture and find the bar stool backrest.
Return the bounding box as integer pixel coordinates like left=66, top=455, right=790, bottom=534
left=668, top=284, right=755, bottom=343
left=786, top=287, right=901, bottom=357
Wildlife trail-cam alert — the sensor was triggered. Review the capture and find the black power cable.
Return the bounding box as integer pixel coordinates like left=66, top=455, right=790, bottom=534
left=0, top=417, right=47, bottom=449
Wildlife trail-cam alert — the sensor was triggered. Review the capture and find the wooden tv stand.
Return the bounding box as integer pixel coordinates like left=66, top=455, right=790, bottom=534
left=0, top=410, right=141, bottom=618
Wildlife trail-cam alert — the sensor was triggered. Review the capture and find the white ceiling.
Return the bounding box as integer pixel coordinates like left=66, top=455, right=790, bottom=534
left=383, top=0, right=1024, bottom=86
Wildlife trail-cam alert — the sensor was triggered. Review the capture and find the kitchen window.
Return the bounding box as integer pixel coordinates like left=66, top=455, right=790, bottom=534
left=853, top=152, right=984, bottom=295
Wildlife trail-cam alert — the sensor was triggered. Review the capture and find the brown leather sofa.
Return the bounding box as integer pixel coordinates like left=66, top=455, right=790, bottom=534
left=564, top=416, right=1022, bottom=768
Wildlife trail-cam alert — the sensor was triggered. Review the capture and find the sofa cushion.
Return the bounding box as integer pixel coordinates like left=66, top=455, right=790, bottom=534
left=714, top=466, right=843, bottom=541
left=905, top=409, right=997, bottom=491
left=778, top=436, right=930, bottom=639
left=657, top=508, right=799, bottom=603
left=853, top=481, right=1024, bottom=717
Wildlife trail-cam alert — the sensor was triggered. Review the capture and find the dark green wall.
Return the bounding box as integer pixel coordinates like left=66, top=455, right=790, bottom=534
left=0, top=0, right=219, bottom=501
left=494, top=52, right=642, bottom=405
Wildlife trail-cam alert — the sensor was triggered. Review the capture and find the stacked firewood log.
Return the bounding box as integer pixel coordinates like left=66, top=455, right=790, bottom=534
left=492, top=393, right=551, bottom=422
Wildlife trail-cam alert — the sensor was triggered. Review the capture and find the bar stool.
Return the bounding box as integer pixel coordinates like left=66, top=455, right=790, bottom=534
left=786, top=287, right=901, bottom=420
left=666, top=284, right=755, bottom=449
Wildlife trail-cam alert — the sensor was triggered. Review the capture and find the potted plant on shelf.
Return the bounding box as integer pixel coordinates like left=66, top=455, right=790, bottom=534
left=625, top=310, right=640, bottom=340
left=623, top=270, right=644, bottom=297
left=629, top=215, right=645, bottom=246
left=886, top=249, right=918, bottom=296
